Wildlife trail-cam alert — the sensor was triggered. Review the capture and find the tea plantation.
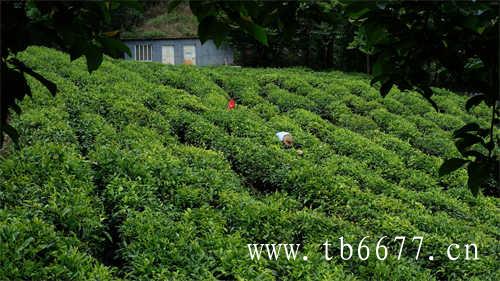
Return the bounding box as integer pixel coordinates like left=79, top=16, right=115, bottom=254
left=1, top=47, right=498, bottom=280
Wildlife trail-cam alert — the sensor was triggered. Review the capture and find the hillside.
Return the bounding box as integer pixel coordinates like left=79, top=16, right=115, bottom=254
left=1, top=47, right=498, bottom=280
left=121, top=2, right=198, bottom=39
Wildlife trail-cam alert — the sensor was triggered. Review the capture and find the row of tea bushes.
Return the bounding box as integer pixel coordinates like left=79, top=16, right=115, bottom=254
left=0, top=110, right=114, bottom=279
left=203, top=68, right=475, bottom=196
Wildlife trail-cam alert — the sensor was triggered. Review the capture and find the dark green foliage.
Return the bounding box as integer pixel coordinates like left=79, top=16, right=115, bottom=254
left=343, top=0, right=499, bottom=197
left=1, top=0, right=140, bottom=149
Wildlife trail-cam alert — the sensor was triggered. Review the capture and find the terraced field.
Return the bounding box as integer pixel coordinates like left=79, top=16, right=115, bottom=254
left=1, top=47, right=498, bottom=280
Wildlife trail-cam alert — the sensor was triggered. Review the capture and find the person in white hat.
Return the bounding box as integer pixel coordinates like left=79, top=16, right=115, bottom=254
left=276, top=131, right=303, bottom=156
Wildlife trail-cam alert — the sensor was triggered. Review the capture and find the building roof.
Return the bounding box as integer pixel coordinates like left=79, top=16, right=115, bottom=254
left=121, top=36, right=199, bottom=41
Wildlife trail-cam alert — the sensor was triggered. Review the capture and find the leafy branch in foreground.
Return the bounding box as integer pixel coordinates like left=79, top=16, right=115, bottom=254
left=1, top=0, right=139, bottom=148
left=344, top=0, right=499, bottom=196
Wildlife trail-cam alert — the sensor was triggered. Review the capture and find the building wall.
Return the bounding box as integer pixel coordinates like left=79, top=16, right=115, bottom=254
left=123, top=39, right=233, bottom=66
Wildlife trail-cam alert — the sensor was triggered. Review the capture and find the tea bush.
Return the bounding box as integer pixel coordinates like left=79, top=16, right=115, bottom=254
left=0, top=209, right=115, bottom=280
left=1, top=47, right=498, bottom=281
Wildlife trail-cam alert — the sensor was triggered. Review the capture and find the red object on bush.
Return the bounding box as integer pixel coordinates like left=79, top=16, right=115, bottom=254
left=227, top=98, right=236, bottom=110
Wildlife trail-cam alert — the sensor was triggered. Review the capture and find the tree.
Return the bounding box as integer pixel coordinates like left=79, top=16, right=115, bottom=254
left=179, top=0, right=364, bottom=70
left=1, top=0, right=140, bottom=148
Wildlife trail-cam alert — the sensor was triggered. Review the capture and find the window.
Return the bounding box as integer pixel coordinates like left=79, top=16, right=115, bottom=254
left=134, top=44, right=153, bottom=61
